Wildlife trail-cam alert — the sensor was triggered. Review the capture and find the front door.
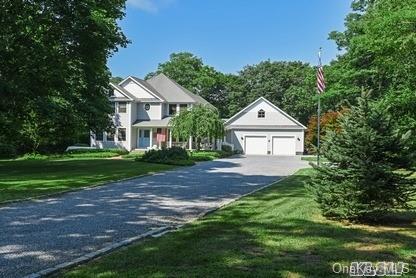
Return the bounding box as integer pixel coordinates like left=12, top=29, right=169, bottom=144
left=138, top=129, right=151, bottom=149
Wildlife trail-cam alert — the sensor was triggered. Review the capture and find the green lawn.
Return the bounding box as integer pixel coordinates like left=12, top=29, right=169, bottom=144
left=0, top=158, right=174, bottom=203
left=301, top=156, right=329, bottom=163
left=60, top=169, right=416, bottom=278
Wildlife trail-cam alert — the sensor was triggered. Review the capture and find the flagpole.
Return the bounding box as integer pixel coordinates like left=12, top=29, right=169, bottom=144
left=317, top=48, right=322, bottom=167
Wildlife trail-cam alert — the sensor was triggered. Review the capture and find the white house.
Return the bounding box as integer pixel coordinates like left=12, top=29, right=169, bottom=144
left=224, top=97, right=306, bottom=156
left=91, top=74, right=306, bottom=155
left=91, top=73, right=212, bottom=151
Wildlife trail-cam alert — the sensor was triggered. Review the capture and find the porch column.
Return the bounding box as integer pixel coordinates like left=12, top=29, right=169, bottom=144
left=189, top=136, right=193, bottom=150
left=149, top=128, right=153, bottom=149
left=169, top=129, right=172, bottom=148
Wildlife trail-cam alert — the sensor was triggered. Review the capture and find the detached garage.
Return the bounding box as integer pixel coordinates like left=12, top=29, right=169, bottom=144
left=224, top=97, right=306, bottom=156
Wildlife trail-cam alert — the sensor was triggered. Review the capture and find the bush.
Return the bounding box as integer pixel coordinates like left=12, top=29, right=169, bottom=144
left=221, top=144, right=232, bottom=153
left=307, top=93, right=415, bottom=222
left=66, top=148, right=128, bottom=155
left=17, top=153, right=49, bottom=160
left=141, top=147, right=193, bottom=166
left=0, top=143, right=17, bottom=159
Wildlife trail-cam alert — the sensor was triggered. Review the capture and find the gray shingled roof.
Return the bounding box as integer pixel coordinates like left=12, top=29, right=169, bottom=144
left=110, top=83, right=136, bottom=100
left=133, top=117, right=172, bottom=127
left=145, top=73, right=212, bottom=106
left=130, top=76, right=166, bottom=101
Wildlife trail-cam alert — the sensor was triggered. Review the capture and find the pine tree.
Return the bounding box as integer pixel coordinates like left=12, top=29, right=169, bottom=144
left=308, top=91, right=415, bottom=221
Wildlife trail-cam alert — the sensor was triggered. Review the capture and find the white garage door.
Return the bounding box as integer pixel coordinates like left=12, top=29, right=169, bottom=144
left=245, top=136, right=267, bottom=155
left=272, top=136, right=296, bottom=156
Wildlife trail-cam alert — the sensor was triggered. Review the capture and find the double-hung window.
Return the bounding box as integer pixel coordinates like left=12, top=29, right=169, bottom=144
left=118, top=102, right=127, bottom=113
left=168, top=104, right=177, bottom=115
left=118, top=128, right=126, bottom=141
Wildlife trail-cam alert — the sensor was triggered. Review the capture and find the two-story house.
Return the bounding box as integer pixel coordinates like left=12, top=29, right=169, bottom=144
left=90, top=73, right=212, bottom=151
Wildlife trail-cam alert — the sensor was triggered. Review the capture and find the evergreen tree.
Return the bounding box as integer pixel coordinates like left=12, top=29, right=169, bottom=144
left=308, top=91, right=415, bottom=221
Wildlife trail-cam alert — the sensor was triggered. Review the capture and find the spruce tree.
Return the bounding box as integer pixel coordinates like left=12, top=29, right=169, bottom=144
left=308, top=91, right=415, bottom=221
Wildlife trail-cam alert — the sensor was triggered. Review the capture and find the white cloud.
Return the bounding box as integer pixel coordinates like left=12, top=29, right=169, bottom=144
left=127, top=0, right=174, bottom=13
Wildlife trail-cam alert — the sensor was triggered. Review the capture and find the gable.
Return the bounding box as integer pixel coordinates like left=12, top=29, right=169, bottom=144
left=121, top=80, right=157, bottom=99
left=113, top=88, right=128, bottom=99
left=226, top=98, right=306, bottom=129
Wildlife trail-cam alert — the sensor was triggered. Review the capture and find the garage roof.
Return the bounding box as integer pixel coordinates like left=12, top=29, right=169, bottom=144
left=225, top=97, right=307, bottom=129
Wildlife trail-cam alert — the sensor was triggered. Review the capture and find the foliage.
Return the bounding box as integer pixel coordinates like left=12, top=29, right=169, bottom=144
left=146, top=53, right=316, bottom=123
left=231, top=60, right=316, bottom=124
left=169, top=105, right=224, bottom=150
left=110, top=76, right=124, bottom=84
left=308, top=92, right=416, bottom=221
left=146, top=52, right=229, bottom=116
left=0, top=143, right=17, bottom=159
left=0, top=0, right=128, bottom=154
left=141, top=147, right=194, bottom=166
left=221, top=144, right=232, bottom=153
left=326, top=0, right=416, bottom=161
left=13, top=149, right=128, bottom=160
left=65, top=148, right=128, bottom=155
left=0, top=159, right=174, bottom=202
left=189, top=150, right=232, bottom=161
left=305, top=109, right=347, bottom=153
left=60, top=168, right=416, bottom=278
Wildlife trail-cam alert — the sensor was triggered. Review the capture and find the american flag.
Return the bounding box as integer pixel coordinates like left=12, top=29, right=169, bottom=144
left=317, top=64, right=325, bottom=94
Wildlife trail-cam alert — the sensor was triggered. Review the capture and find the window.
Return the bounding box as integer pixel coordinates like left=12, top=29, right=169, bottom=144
left=118, top=102, right=127, bottom=113
left=111, top=102, right=116, bottom=112
left=168, top=104, right=177, bottom=115
left=118, top=128, right=126, bottom=141
left=144, top=103, right=150, bottom=111
left=179, top=104, right=188, bottom=112
left=106, top=130, right=114, bottom=141
left=258, top=109, right=265, bottom=118
left=95, top=132, right=103, bottom=141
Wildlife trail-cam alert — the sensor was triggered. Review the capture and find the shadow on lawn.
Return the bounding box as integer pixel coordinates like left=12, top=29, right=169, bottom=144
left=63, top=171, right=416, bottom=278
left=1, top=157, right=299, bottom=277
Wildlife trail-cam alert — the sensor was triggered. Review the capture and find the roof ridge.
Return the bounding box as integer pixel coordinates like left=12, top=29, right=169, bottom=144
left=155, top=73, right=212, bottom=106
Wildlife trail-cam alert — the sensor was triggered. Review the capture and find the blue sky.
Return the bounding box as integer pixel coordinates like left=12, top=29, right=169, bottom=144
left=109, top=0, right=352, bottom=78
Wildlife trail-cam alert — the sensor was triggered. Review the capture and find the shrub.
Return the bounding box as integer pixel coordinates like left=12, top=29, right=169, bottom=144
left=221, top=144, right=232, bottom=154
left=0, top=143, right=17, bottom=159
left=17, top=153, right=49, bottom=160
left=141, top=147, right=193, bottom=165
left=307, top=92, right=416, bottom=222
left=305, top=109, right=347, bottom=154
left=66, top=148, right=128, bottom=155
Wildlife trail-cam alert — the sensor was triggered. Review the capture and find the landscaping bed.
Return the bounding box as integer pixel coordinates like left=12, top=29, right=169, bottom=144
left=60, top=168, right=416, bottom=277
left=139, top=147, right=234, bottom=166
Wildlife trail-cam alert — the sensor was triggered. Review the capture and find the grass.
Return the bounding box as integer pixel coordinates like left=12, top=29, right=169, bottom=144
left=301, top=156, right=329, bottom=163
left=14, top=149, right=128, bottom=161
left=60, top=168, right=416, bottom=278
left=0, top=158, right=174, bottom=203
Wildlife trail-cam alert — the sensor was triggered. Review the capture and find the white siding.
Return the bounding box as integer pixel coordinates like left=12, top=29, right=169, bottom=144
left=137, top=103, right=162, bottom=120
left=229, top=101, right=298, bottom=127
left=113, top=89, right=127, bottom=99
left=90, top=102, right=133, bottom=151
left=122, top=80, right=155, bottom=99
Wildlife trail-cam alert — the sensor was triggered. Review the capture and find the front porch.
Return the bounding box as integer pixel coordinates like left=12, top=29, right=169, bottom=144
left=134, top=127, right=195, bottom=150
left=134, top=127, right=220, bottom=151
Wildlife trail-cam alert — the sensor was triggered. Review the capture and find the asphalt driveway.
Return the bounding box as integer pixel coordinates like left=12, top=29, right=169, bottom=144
left=0, top=155, right=307, bottom=277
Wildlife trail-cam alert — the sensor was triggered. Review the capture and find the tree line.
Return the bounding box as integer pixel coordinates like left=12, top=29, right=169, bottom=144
left=0, top=0, right=128, bottom=155
left=1, top=0, right=415, bottom=162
